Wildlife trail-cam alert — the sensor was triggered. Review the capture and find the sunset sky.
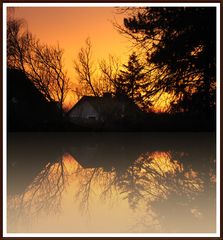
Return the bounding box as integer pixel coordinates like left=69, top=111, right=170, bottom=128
left=8, top=6, right=174, bottom=112
left=9, top=7, right=134, bottom=107
left=12, top=9, right=129, bottom=75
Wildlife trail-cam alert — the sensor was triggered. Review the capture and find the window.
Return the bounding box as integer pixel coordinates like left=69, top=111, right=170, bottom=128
left=87, top=115, right=97, bottom=120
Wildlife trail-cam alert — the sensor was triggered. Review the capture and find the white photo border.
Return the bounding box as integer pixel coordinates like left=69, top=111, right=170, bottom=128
left=2, top=2, right=221, bottom=238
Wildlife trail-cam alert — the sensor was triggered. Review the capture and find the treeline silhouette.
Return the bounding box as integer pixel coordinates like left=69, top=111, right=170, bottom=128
left=7, top=67, right=215, bottom=132
left=7, top=7, right=216, bottom=132
left=115, top=7, right=216, bottom=115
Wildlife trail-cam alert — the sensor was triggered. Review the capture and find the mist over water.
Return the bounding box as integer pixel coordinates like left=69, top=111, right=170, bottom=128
left=7, top=132, right=216, bottom=233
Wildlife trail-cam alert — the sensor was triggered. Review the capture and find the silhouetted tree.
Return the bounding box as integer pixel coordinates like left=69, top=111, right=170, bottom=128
left=7, top=18, right=70, bottom=111
left=99, top=55, right=121, bottom=94
left=116, top=7, right=216, bottom=114
left=74, top=39, right=123, bottom=100
left=115, top=52, right=149, bottom=109
left=25, top=40, right=70, bottom=112
left=74, top=38, right=99, bottom=97
left=7, top=18, right=29, bottom=72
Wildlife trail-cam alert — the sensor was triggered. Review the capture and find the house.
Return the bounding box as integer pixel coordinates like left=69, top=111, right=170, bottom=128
left=67, top=93, right=143, bottom=128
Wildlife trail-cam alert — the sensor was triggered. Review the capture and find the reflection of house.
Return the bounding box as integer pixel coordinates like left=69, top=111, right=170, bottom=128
left=67, top=132, right=144, bottom=172
left=67, top=93, right=142, bottom=127
left=69, top=144, right=139, bottom=172
left=7, top=68, right=60, bottom=130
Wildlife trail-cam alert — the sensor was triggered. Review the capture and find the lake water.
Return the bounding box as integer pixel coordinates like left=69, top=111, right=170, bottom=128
left=7, top=132, right=216, bottom=234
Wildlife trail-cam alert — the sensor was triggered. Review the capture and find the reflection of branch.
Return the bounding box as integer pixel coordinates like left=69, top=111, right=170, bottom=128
left=74, top=150, right=206, bottom=217
left=75, top=168, right=99, bottom=214
left=100, top=171, right=118, bottom=201
left=127, top=210, right=161, bottom=233
left=10, top=156, right=69, bottom=226
left=8, top=150, right=214, bottom=233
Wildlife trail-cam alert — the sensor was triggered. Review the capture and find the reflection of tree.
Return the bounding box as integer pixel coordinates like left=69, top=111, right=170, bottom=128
left=74, top=166, right=118, bottom=214
left=8, top=154, right=74, bottom=230
left=8, top=149, right=215, bottom=233
left=113, top=152, right=204, bottom=211
left=74, top=151, right=214, bottom=232
left=119, top=151, right=214, bottom=232
left=24, top=160, right=66, bottom=213
left=75, top=167, right=99, bottom=214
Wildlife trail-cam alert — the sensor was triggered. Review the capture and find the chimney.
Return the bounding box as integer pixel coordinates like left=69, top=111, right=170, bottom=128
left=103, top=92, right=112, bottom=98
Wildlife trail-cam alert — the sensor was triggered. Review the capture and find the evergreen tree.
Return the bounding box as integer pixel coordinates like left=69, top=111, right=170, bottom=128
left=117, top=7, right=216, bottom=114
left=115, top=52, right=146, bottom=108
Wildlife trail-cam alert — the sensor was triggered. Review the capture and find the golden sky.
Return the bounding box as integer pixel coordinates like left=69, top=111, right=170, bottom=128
left=10, top=7, right=172, bottom=112
left=12, top=7, right=131, bottom=81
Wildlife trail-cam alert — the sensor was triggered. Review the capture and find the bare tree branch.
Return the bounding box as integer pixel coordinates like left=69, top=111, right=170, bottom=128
left=7, top=18, right=70, bottom=111
left=74, top=38, right=98, bottom=97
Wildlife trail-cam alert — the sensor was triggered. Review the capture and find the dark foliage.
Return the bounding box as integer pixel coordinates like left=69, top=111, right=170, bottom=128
left=121, top=7, right=216, bottom=114
left=115, top=52, right=150, bottom=110
left=7, top=18, right=70, bottom=111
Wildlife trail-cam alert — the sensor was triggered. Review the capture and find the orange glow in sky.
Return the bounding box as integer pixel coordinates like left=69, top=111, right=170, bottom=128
left=12, top=7, right=130, bottom=78
left=10, top=7, right=171, bottom=112
left=11, top=7, right=134, bottom=108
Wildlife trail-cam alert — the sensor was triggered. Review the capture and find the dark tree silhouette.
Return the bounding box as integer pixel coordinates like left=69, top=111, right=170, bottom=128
left=25, top=40, right=70, bottom=113
left=99, top=55, right=121, bottom=94
left=74, top=38, right=99, bottom=97
left=116, top=7, right=216, bottom=114
left=7, top=18, right=70, bottom=112
left=74, top=39, right=122, bottom=99
left=7, top=18, right=29, bottom=72
left=115, top=52, right=147, bottom=109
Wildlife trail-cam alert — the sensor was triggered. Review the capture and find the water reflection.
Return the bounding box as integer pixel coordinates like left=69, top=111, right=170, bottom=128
left=7, top=132, right=216, bottom=233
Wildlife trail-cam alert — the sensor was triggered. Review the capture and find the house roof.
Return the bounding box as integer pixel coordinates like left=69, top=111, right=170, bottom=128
left=68, top=94, right=141, bottom=117
left=81, top=96, right=104, bottom=113
left=66, top=96, right=100, bottom=115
